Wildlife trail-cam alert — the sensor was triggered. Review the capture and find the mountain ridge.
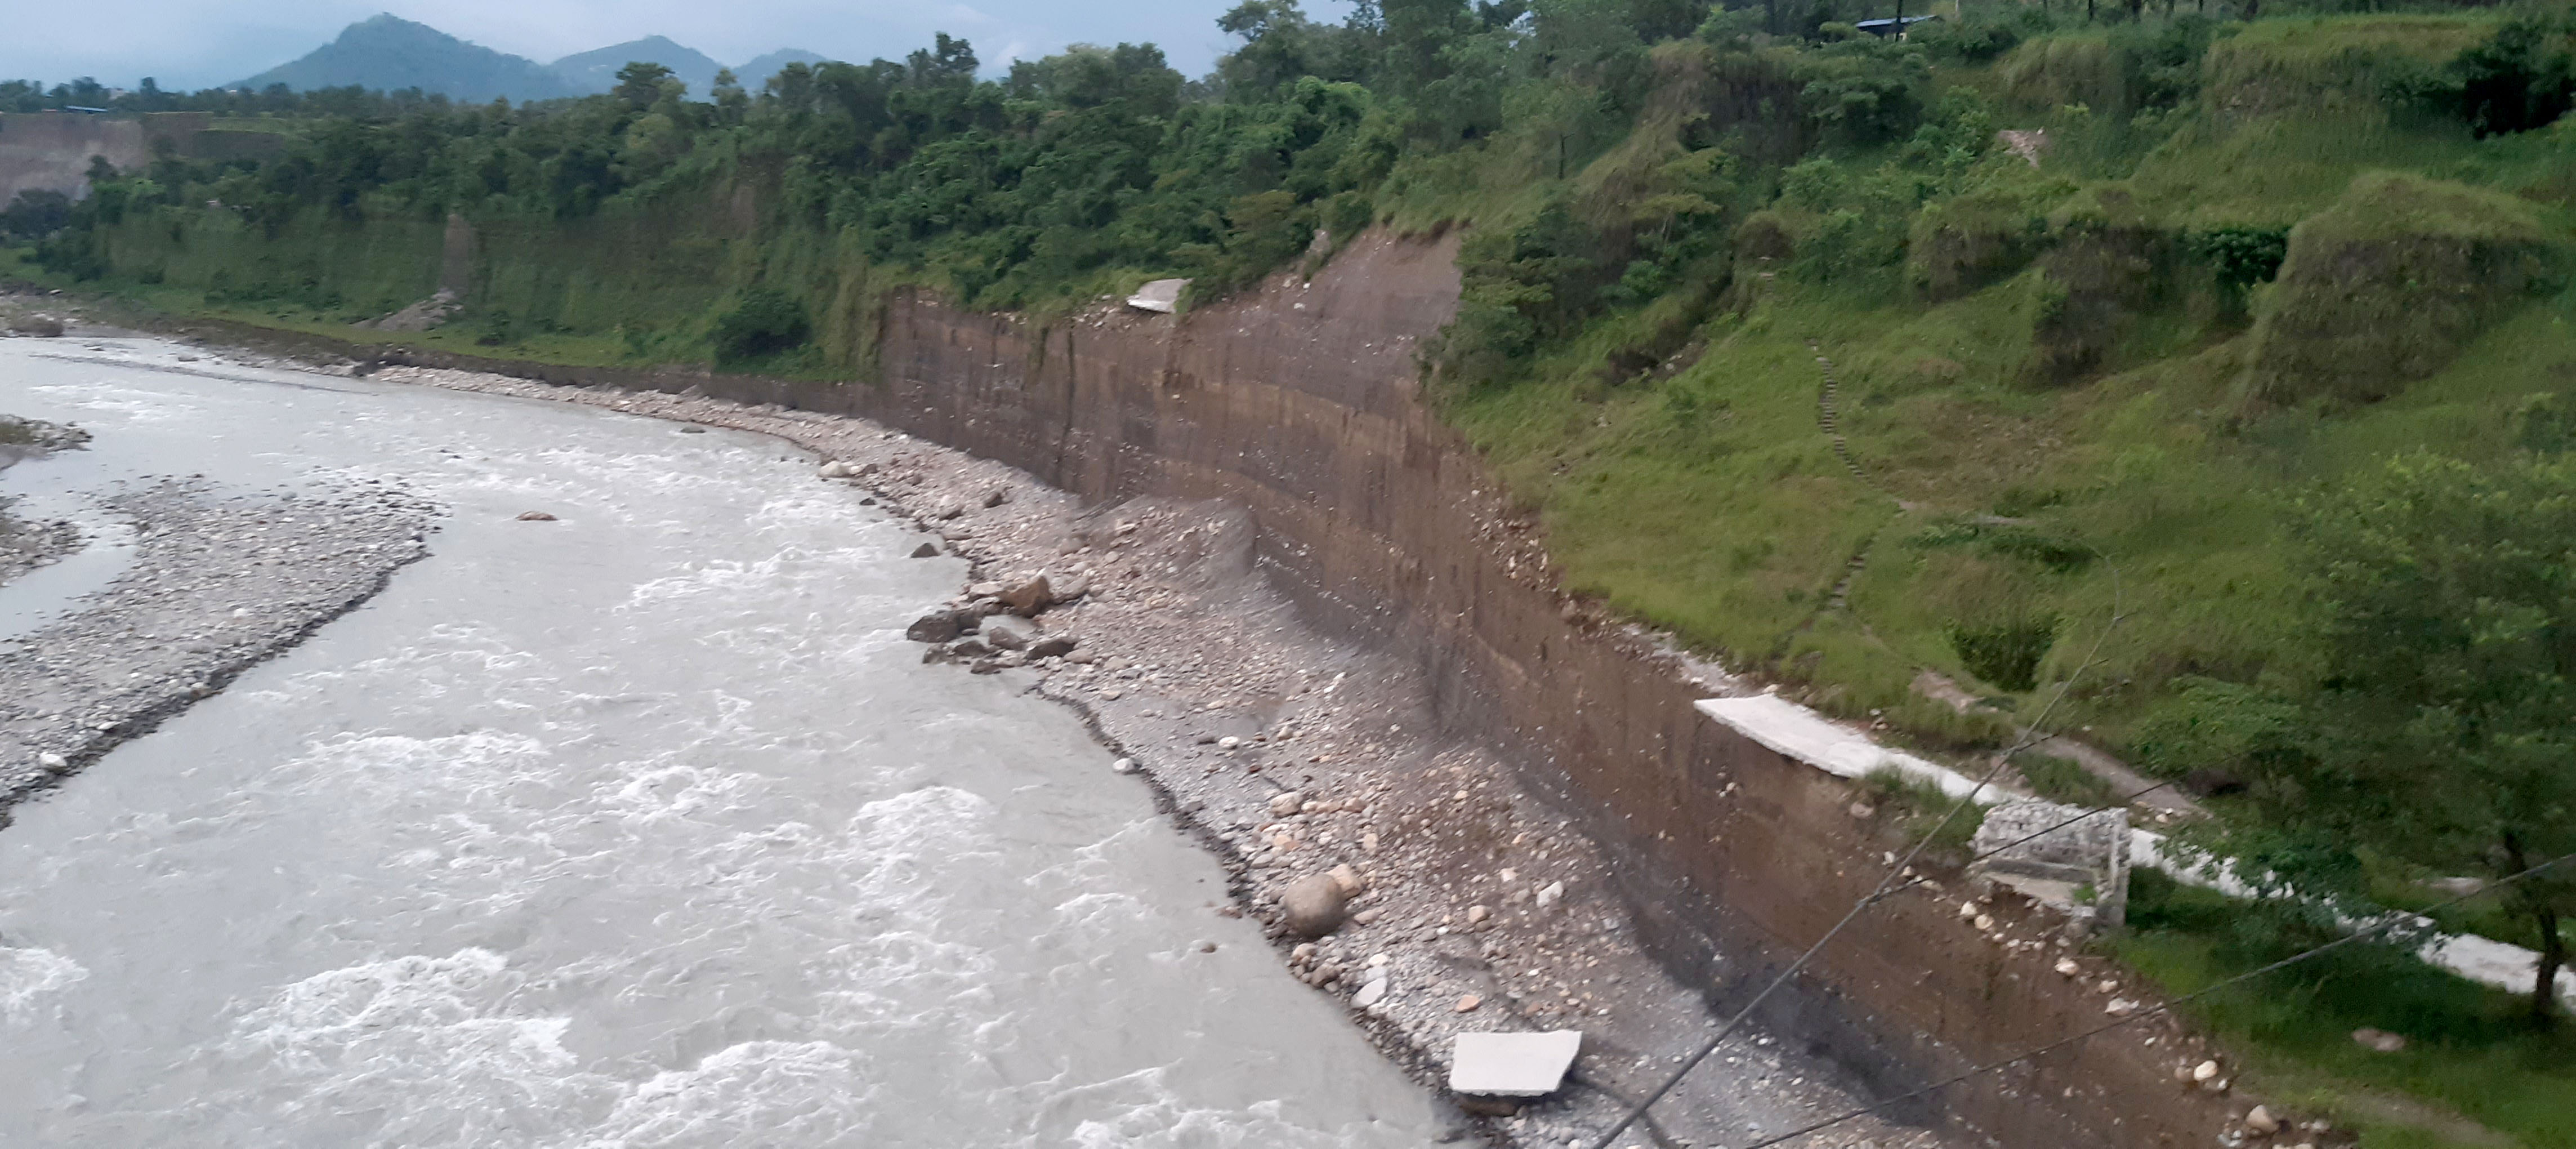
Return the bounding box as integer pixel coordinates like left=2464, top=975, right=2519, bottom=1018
left=234, top=15, right=826, bottom=101
left=233, top=14, right=579, bottom=102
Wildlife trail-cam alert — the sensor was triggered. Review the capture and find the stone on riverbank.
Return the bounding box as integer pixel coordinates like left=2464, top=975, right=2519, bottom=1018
left=999, top=574, right=1053, bottom=616
left=910, top=542, right=940, bottom=558
left=1280, top=872, right=1351, bottom=937
left=981, top=614, right=1039, bottom=651
left=905, top=609, right=968, bottom=643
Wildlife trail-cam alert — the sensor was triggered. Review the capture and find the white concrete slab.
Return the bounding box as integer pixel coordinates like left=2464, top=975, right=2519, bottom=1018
left=1449, top=1030, right=1582, bottom=1097
left=1696, top=694, right=1992, bottom=802
left=1125, top=278, right=1187, bottom=313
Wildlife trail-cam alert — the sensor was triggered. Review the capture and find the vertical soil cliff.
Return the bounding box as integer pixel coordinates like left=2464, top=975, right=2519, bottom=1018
left=200, top=232, right=2239, bottom=1148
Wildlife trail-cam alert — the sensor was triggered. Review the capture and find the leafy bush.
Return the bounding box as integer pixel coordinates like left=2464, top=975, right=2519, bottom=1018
left=2399, top=11, right=2576, bottom=137
left=1795, top=35, right=1933, bottom=146
left=2187, top=225, right=2291, bottom=291
left=1435, top=198, right=1608, bottom=383
left=0, top=189, right=70, bottom=242
left=1947, top=611, right=2061, bottom=692
left=710, top=287, right=811, bottom=363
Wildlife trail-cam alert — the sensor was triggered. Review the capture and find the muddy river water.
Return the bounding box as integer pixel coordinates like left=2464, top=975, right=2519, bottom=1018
left=0, top=339, right=1445, bottom=1146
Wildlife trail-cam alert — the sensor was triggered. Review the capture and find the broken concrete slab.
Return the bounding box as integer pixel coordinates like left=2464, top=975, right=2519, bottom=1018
left=1125, top=278, right=1188, bottom=314
left=1449, top=1030, right=1582, bottom=1097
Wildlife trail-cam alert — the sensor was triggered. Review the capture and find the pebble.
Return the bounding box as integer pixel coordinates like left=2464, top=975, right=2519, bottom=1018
left=1111, top=758, right=1136, bottom=773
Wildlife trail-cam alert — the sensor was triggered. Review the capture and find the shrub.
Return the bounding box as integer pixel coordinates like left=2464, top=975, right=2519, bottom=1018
left=2399, top=12, right=2576, bottom=137
left=1948, top=611, right=2061, bottom=693
left=711, top=287, right=812, bottom=364
left=2186, top=225, right=2291, bottom=292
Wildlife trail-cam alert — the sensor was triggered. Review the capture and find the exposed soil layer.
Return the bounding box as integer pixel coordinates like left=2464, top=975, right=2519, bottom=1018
left=142, top=231, right=2251, bottom=1148
left=0, top=480, right=434, bottom=816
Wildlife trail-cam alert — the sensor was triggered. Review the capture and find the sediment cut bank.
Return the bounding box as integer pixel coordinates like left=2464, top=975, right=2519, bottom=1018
left=161, top=232, right=2246, bottom=1148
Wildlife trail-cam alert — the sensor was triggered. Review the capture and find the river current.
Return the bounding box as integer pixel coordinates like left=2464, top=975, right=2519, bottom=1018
left=0, top=339, right=1443, bottom=1146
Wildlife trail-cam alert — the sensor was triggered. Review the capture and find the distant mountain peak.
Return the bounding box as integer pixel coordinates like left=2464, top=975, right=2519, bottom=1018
left=734, top=48, right=829, bottom=87
left=550, top=36, right=725, bottom=95
left=233, top=15, right=578, bottom=102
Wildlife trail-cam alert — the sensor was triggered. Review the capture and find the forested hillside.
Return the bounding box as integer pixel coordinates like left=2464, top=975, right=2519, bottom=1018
left=11, top=7, right=2576, bottom=1133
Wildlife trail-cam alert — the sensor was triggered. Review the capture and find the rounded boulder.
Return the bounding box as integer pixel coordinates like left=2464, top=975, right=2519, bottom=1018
left=1278, top=874, right=1350, bottom=938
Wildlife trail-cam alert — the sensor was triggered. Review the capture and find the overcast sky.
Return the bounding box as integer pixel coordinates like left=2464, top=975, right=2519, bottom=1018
left=3, top=1, right=1360, bottom=91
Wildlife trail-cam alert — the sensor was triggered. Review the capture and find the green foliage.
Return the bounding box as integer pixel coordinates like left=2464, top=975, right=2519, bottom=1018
left=1859, top=766, right=1986, bottom=864
left=2186, top=225, right=2291, bottom=291
left=0, top=190, right=70, bottom=243
left=1908, top=517, right=2095, bottom=573
left=710, top=287, right=812, bottom=363
left=1946, top=611, right=2061, bottom=693
left=2396, top=8, right=2576, bottom=137
left=2130, top=676, right=2310, bottom=782
left=2013, top=751, right=2123, bottom=807
left=1794, top=34, right=1932, bottom=147
left=2510, top=390, right=2576, bottom=454
left=2118, top=866, right=2576, bottom=1148
left=2252, top=451, right=2576, bottom=1017
left=2240, top=171, right=2563, bottom=409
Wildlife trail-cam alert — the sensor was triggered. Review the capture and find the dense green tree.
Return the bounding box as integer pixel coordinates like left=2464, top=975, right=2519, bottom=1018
left=2258, top=454, right=2576, bottom=1022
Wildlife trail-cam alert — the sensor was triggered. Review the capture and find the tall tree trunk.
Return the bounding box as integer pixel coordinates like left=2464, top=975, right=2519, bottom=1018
left=2504, top=834, right=2566, bottom=1025
left=2536, top=901, right=2567, bottom=1026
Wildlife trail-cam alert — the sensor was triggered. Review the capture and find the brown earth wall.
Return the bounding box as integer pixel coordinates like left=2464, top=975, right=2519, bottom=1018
left=180, top=232, right=2235, bottom=1149
left=0, top=113, right=228, bottom=203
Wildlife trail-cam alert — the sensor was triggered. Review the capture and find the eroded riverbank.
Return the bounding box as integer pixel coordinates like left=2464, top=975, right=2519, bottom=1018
left=360, top=359, right=1930, bottom=1149
left=0, top=336, right=1453, bottom=1147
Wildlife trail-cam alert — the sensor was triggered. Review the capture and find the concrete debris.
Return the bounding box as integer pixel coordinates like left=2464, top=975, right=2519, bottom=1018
left=1969, top=798, right=2129, bottom=928
left=1126, top=278, right=1188, bottom=313
left=1449, top=1030, right=1583, bottom=1098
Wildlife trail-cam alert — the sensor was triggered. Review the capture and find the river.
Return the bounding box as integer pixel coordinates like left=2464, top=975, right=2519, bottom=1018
left=0, top=337, right=1446, bottom=1146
